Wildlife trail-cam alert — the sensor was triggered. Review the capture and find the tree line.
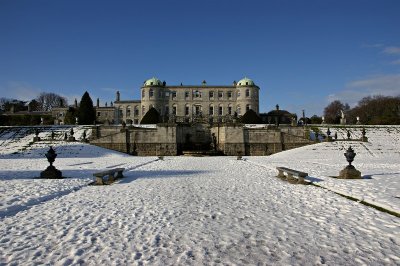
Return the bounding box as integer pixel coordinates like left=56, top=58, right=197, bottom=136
left=0, top=92, right=68, bottom=113
left=323, top=95, right=400, bottom=125
left=0, top=91, right=96, bottom=125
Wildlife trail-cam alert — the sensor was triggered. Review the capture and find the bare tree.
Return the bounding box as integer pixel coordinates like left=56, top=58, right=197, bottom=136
left=323, top=100, right=347, bottom=124
left=36, top=92, right=68, bottom=111
left=350, top=95, right=400, bottom=124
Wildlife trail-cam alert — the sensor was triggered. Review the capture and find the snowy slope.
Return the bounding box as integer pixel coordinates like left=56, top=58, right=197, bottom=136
left=248, top=126, right=400, bottom=213
left=0, top=126, right=399, bottom=265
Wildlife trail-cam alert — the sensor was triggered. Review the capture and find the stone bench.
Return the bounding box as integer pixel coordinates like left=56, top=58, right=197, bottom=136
left=276, top=167, right=308, bottom=184
left=93, top=168, right=125, bottom=185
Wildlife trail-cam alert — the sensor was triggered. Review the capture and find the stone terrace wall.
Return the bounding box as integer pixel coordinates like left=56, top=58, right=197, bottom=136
left=213, top=125, right=313, bottom=156
left=129, top=126, right=177, bottom=156
left=91, top=125, right=178, bottom=156
left=91, top=124, right=314, bottom=156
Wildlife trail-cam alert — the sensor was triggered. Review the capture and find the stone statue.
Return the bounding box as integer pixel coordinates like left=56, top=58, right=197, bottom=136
left=340, top=110, right=346, bottom=125
left=212, top=133, right=217, bottom=151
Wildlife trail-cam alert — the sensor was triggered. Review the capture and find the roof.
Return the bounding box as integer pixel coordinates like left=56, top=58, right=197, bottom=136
left=237, top=77, right=255, bottom=86
left=143, top=77, right=163, bottom=86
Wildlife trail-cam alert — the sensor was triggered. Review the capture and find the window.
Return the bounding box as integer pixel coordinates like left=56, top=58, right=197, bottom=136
left=185, top=105, right=190, bottom=116
left=185, top=91, right=189, bottom=98
left=142, top=106, right=146, bottom=115
left=246, top=82, right=248, bottom=85
left=227, top=91, right=232, bottom=98
left=97, top=112, right=100, bottom=117
left=209, top=105, right=214, bottom=115
left=209, top=91, right=214, bottom=98
left=237, top=106, right=241, bottom=115
left=159, top=90, right=163, bottom=97
left=228, top=105, right=232, bottom=115
left=195, top=105, right=201, bottom=115
left=134, top=106, right=139, bottom=116
left=218, top=105, right=223, bottom=115
left=165, top=91, right=170, bottom=97
left=194, top=90, right=201, bottom=98
left=149, top=89, right=154, bottom=98
left=142, top=90, right=145, bottom=98
left=165, top=106, right=169, bottom=115
left=134, top=119, right=138, bottom=124
left=238, top=91, right=241, bottom=97
left=246, top=104, right=251, bottom=112
left=118, top=108, right=123, bottom=117
left=172, top=91, right=177, bottom=99
left=246, top=89, right=250, bottom=97
left=218, top=91, right=223, bottom=98
left=126, top=106, right=131, bottom=117
left=172, top=105, right=177, bottom=115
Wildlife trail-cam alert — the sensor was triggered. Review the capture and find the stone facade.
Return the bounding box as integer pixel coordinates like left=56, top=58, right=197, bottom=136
left=52, top=106, right=116, bottom=125
left=114, top=77, right=260, bottom=125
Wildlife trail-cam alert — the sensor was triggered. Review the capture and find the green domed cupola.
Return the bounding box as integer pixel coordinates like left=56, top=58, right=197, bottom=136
left=237, top=77, right=255, bottom=86
left=144, top=77, right=163, bottom=86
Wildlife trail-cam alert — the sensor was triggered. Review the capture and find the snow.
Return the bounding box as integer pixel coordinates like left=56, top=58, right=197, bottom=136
left=0, top=126, right=399, bottom=265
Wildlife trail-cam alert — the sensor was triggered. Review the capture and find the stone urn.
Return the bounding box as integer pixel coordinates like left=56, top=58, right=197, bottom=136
left=40, top=146, right=63, bottom=179
left=68, top=128, right=76, bottom=142
left=33, top=128, right=41, bottom=142
left=338, top=146, right=361, bottom=179
left=361, top=128, right=368, bottom=142
left=326, top=128, right=333, bottom=142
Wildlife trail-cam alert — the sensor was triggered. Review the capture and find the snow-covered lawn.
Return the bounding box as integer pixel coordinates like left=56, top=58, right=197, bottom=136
left=0, top=126, right=399, bottom=265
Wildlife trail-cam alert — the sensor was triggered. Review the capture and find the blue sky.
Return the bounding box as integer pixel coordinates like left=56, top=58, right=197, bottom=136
left=1, top=0, right=399, bottom=116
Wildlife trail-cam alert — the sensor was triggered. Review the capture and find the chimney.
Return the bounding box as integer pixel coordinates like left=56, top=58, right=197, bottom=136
left=97, top=98, right=100, bottom=108
left=74, top=98, right=78, bottom=108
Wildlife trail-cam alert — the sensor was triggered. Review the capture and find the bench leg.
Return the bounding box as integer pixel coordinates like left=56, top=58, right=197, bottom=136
left=298, top=176, right=305, bottom=184
left=277, top=170, right=285, bottom=178
left=96, top=176, right=104, bottom=185
left=108, top=174, right=114, bottom=182
left=287, top=173, right=295, bottom=182
left=116, top=171, right=123, bottom=179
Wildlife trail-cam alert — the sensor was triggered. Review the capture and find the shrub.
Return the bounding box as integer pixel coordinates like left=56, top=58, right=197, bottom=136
left=141, top=107, right=160, bottom=124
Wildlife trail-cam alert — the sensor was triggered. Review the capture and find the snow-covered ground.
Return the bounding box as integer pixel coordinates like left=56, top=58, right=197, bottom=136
left=0, top=126, right=399, bottom=265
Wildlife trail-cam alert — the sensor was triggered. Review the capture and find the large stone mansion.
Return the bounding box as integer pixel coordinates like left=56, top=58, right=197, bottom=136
left=54, top=77, right=260, bottom=125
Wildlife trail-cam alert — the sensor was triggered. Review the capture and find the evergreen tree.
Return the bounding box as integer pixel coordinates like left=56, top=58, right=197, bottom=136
left=141, top=107, right=160, bottom=124
left=78, top=91, right=96, bottom=125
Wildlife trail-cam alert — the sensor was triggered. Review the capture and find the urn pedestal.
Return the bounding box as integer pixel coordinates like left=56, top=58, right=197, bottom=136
left=40, top=165, right=63, bottom=179
left=339, top=165, right=361, bottom=179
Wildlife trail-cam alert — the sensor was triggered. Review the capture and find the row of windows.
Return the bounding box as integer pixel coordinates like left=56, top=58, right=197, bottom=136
left=139, top=104, right=252, bottom=117
left=142, top=89, right=255, bottom=99
left=116, top=103, right=254, bottom=118
left=116, top=106, right=140, bottom=117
